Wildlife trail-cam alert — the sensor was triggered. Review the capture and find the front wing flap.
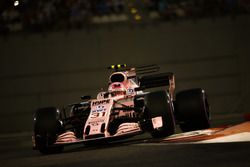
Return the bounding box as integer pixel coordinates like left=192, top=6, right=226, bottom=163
left=52, top=129, right=142, bottom=146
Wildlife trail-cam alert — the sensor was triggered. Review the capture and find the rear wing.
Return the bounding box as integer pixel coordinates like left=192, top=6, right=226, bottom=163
left=136, top=65, right=160, bottom=75
left=138, top=72, right=174, bottom=89
left=138, top=72, right=175, bottom=100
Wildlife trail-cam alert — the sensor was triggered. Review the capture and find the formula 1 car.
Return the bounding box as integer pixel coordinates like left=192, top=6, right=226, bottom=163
left=32, top=64, right=210, bottom=154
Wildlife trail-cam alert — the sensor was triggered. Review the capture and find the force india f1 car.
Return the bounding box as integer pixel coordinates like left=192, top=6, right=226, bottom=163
left=32, top=64, right=210, bottom=154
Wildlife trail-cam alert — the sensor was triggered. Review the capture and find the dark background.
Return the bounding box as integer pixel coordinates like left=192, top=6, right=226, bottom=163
left=0, top=0, right=250, bottom=134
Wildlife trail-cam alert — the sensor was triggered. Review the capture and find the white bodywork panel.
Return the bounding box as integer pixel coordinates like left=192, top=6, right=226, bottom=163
left=84, top=99, right=113, bottom=139
left=83, top=94, right=140, bottom=140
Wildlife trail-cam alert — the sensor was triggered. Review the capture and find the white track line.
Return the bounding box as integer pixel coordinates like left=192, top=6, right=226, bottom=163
left=196, top=132, right=250, bottom=143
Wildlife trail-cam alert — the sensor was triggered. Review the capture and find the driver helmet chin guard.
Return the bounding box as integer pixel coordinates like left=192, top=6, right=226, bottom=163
left=108, top=82, right=127, bottom=96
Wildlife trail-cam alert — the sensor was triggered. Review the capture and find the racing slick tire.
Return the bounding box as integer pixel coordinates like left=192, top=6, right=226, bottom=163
left=33, top=107, right=64, bottom=154
left=145, top=91, right=175, bottom=138
left=175, top=88, right=210, bottom=132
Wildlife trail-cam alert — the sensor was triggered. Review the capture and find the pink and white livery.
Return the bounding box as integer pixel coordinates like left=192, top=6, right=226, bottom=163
left=32, top=64, right=211, bottom=154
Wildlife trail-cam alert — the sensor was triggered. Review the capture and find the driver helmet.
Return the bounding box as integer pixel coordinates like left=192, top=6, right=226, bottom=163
left=108, top=82, right=126, bottom=96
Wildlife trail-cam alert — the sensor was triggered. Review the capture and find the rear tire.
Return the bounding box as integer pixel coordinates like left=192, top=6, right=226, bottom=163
left=145, top=91, right=175, bottom=138
left=33, top=107, right=64, bottom=154
left=175, top=88, right=210, bottom=132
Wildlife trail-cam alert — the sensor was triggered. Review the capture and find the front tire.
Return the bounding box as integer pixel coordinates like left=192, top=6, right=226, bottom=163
left=145, top=91, right=175, bottom=138
left=33, top=107, right=64, bottom=154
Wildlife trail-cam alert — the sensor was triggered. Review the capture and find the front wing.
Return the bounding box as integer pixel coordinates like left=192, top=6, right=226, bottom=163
left=52, top=128, right=143, bottom=147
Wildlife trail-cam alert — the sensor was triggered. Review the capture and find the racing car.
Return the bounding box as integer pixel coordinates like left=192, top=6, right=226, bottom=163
left=32, top=64, right=210, bottom=154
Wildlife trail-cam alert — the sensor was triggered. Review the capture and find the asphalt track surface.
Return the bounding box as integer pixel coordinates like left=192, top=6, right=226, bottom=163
left=1, top=133, right=250, bottom=167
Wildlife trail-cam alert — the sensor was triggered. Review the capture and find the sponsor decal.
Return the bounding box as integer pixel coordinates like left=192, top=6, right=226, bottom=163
left=90, top=122, right=99, bottom=126
left=127, top=89, right=134, bottom=95
left=92, top=99, right=110, bottom=106
left=92, top=105, right=106, bottom=113
left=88, top=119, right=105, bottom=124
left=152, top=116, right=163, bottom=129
